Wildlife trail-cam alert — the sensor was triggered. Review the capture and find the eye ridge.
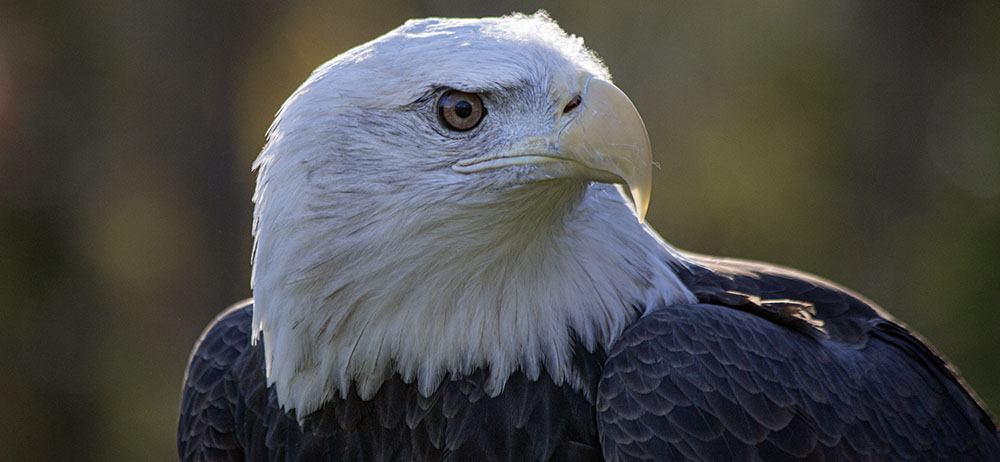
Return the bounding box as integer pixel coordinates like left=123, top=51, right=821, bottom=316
left=438, top=90, right=485, bottom=131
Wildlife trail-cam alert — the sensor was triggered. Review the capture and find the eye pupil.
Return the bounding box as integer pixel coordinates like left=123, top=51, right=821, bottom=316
left=455, top=100, right=472, bottom=118
left=437, top=90, right=485, bottom=131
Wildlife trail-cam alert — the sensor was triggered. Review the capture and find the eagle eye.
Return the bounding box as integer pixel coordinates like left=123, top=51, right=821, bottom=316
left=437, top=90, right=485, bottom=131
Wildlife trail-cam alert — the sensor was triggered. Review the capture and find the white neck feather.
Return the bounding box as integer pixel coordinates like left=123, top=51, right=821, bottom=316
left=251, top=180, right=695, bottom=417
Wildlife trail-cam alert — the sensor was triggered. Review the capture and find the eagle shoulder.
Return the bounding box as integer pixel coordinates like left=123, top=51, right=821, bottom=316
left=177, top=300, right=255, bottom=461
left=596, top=255, right=1000, bottom=461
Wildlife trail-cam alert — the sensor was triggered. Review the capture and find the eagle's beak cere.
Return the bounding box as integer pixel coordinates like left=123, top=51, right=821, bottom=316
left=557, top=78, right=652, bottom=222
left=452, top=77, right=653, bottom=222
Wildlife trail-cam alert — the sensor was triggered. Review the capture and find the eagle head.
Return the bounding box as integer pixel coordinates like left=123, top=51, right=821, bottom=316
left=250, top=12, right=691, bottom=416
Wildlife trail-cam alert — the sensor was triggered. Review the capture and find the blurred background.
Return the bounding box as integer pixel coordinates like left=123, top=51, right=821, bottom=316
left=1, top=1, right=998, bottom=460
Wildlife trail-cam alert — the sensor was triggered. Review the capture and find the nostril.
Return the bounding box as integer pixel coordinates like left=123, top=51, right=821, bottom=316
left=562, top=95, right=582, bottom=114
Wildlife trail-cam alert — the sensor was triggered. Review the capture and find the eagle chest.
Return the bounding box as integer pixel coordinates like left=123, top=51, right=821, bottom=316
left=236, top=338, right=606, bottom=461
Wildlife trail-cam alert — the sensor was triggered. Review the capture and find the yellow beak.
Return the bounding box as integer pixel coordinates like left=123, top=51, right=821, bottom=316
left=556, top=78, right=652, bottom=221
left=452, top=77, right=653, bottom=222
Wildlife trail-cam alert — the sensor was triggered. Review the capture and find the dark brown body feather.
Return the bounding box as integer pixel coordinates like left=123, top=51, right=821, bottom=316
left=179, top=255, right=1000, bottom=461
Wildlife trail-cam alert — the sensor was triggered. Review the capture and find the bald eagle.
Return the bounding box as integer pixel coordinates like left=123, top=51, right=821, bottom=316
left=178, top=13, right=1000, bottom=461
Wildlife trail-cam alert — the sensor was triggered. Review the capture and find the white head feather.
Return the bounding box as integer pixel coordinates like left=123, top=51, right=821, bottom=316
left=251, top=12, right=695, bottom=417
